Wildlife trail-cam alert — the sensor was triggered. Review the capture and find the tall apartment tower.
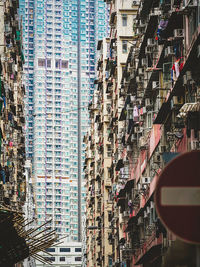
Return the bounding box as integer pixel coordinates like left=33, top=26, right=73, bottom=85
left=19, top=0, right=108, bottom=266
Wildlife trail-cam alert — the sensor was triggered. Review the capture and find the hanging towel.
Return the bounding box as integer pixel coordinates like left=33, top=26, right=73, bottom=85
left=133, top=106, right=139, bottom=122
left=174, top=61, right=180, bottom=78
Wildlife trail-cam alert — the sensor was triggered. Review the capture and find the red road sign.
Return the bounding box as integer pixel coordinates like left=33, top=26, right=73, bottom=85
left=155, top=150, right=200, bottom=244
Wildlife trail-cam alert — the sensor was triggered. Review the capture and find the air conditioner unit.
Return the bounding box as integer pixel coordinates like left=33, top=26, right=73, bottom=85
left=131, top=134, right=137, bottom=142
left=125, top=243, right=131, bottom=249
left=150, top=201, right=154, bottom=209
left=144, top=211, right=148, bottom=218
left=182, top=0, right=198, bottom=8
left=135, top=58, right=139, bottom=69
left=136, top=76, right=142, bottom=83
left=146, top=206, right=150, bottom=214
left=141, top=58, right=147, bottom=66
left=137, top=183, right=141, bottom=190
left=136, top=28, right=140, bottom=35
left=138, top=21, right=146, bottom=28
left=141, top=177, right=151, bottom=184
left=191, top=140, right=200, bottom=150
left=119, top=128, right=123, bottom=134
left=145, top=98, right=151, bottom=107
left=173, top=96, right=184, bottom=106
left=174, top=29, right=184, bottom=38
left=130, top=70, right=136, bottom=79
left=120, top=87, right=125, bottom=94
left=137, top=216, right=143, bottom=225
left=152, top=81, right=159, bottom=90
left=165, top=46, right=174, bottom=57
left=150, top=7, right=162, bottom=16
left=186, top=70, right=192, bottom=80
left=138, top=68, right=144, bottom=75
left=123, top=211, right=129, bottom=217
left=140, top=127, right=144, bottom=132
left=153, top=153, right=161, bottom=163
left=183, top=74, right=187, bottom=85
left=127, top=145, right=132, bottom=152
left=117, top=133, right=121, bottom=139
left=143, top=80, right=148, bottom=88
left=147, top=38, right=156, bottom=46
left=145, top=46, right=153, bottom=54
left=144, top=72, right=148, bottom=81
left=189, top=0, right=198, bottom=6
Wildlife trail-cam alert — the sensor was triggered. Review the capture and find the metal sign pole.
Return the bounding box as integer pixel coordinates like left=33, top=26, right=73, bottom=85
left=197, top=245, right=200, bottom=267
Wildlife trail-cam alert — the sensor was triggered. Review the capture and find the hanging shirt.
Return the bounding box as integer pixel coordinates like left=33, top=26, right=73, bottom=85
left=174, top=61, right=180, bottom=78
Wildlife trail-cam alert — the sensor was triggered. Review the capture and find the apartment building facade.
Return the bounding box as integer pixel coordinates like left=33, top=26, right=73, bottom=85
left=85, top=0, right=139, bottom=266
left=85, top=0, right=200, bottom=267
left=0, top=0, right=26, bottom=214
left=19, top=0, right=109, bottom=265
left=0, top=0, right=31, bottom=266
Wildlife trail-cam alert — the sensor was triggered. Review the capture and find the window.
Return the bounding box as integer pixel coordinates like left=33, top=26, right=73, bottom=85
left=60, top=248, right=70, bottom=252
left=38, top=58, right=45, bottom=67
left=60, top=257, right=65, bottom=261
left=147, top=112, right=153, bottom=128
left=163, top=62, right=172, bottom=84
left=122, top=66, right=126, bottom=77
left=44, top=257, right=55, bottom=262
left=122, top=14, right=127, bottom=26
left=75, top=248, right=82, bottom=252
left=55, top=59, right=61, bottom=69
left=45, top=248, right=55, bottom=252
left=47, top=59, right=51, bottom=68
left=122, top=41, right=128, bottom=53
left=61, top=60, right=68, bottom=69
left=75, top=257, right=82, bottom=261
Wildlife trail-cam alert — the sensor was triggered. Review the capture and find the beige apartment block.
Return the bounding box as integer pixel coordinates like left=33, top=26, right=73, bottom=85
left=85, top=1, right=139, bottom=267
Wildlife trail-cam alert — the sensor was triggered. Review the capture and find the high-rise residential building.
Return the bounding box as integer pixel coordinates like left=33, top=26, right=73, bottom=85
left=19, top=0, right=108, bottom=265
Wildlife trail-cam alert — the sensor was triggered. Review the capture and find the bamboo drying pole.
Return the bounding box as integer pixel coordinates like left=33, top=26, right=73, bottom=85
left=24, top=219, right=52, bottom=236
left=28, top=235, right=57, bottom=253
left=32, top=254, right=52, bottom=265
left=29, top=235, right=58, bottom=253
left=28, top=238, right=57, bottom=254
left=40, top=249, right=53, bottom=257
left=26, top=226, right=52, bottom=241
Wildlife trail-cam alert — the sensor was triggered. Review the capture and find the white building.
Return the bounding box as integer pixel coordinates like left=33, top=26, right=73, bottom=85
left=36, top=241, right=82, bottom=267
left=19, top=0, right=108, bottom=265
